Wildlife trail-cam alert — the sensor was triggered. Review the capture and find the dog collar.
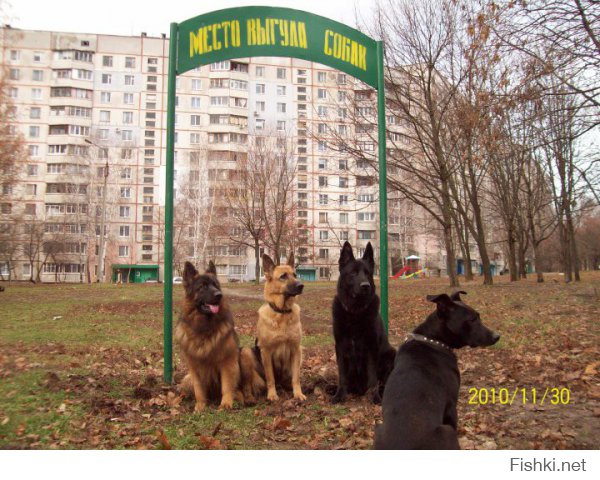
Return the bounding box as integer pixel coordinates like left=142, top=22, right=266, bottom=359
left=405, top=333, right=452, bottom=351
left=268, top=302, right=292, bottom=314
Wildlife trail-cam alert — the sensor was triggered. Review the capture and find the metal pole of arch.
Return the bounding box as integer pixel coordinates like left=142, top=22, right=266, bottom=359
left=163, top=21, right=178, bottom=384
left=376, top=41, right=389, bottom=332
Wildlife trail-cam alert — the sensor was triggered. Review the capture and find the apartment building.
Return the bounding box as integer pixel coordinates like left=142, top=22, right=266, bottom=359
left=1, top=26, right=462, bottom=283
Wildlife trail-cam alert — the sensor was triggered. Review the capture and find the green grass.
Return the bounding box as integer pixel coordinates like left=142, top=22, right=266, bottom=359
left=1, top=273, right=599, bottom=449
left=0, top=370, right=85, bottom=448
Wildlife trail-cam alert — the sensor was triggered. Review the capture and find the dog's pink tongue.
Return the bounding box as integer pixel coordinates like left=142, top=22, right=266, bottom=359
left=208, top=304, right=220, bottom=314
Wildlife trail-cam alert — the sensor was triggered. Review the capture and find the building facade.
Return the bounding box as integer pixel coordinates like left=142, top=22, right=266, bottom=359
left=1, top=26, right=497, bottom=283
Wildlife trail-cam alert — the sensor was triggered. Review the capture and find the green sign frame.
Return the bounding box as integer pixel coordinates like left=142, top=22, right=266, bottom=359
left=163, top=6, right=388, bottom=383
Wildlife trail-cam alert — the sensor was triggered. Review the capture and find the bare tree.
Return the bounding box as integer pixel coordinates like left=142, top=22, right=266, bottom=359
left=495, top=0, right=600, bottom=129
left=0, top=68, right=27, bottom=188
left=255, top=132, right=297, bottom=265
left=224, top=149, right=265, bottom=283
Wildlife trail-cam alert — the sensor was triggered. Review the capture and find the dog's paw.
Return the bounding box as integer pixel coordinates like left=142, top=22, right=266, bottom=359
left=219, top=399, right=234, bottom=410
left=293, top=391, right=307, bottom=402
left=267, top=391, right=279, bottom=402
left=330, top=392, right=346, bottom=404
left=194, top=402, right=207, bottom=413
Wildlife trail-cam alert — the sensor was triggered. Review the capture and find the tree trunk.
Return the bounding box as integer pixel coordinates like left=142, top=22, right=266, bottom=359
left=443, top=221, right=459, bottom=287
left=254, top=238, right=260, bottom=285
left=533, top=242, right=544, bottom=283
left=478, top=239, right=493, bottom=286
left=507, top=228, right=518, bottom=282
left=566, top=210, right=581, bottom=282
left=518, top=241, right=527, bottom=279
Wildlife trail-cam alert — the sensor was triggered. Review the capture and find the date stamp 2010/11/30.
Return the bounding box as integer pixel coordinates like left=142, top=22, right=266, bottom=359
left=468, top=387, right=571, bottom=406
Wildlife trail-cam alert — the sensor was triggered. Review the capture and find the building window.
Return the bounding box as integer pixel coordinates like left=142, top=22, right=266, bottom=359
left=337, top=73, right=347, bottom=84
left=30, top=107, right=41, bottom=119
left=356, top=212, right=375, bottom=222
left=318, top=106, right=327, bottom=116
left=101, top=74, right=112, bottom=84
left=318, top=158, right=327, bottom=170
left=119, top=206, right=130, bottom=218
left=319, top=249, right=329, bottom=259
left=339, top=177, right=348, bottom=188
left=319, top=230, right=329, bottom=240
left=276, top=67, right=287, bottom=79
left=31, top=88, right=42, bottom=100
left=99, top=110, right=110, bottom=122
left=121, top=130, right=133, bottom=141
left=340, top=213, right=349, bottom=224
left=256, top=101, right=265, bottom=112
left=29, top=126, right=40, bottom=138
left=277, top=120, right=286, bottom=131
left=255, top=66, right=265, bottom=77
left=256, top=83, right=265, bottom=94
left=124, top=75, right=135, bottom=86
left=120, top=187, right=131, bottom=198
left=100, top=92, right=111, bottom=103
left=277, top=85, right=286, bottom=96
left=119, top=226, right=130, bottom=237
left=27, top=165, right=38, bottom=176
left=317, top=71, right=327, bottom=82
left=191, top=79, right=202, bottom=90
left=317, top=88, right=327, bottom=99
left=319, top=194, right=328, bottom=205
left=191, top=97, right=201, bottom=108
left=103, top=56, right=113, bottom=67
left=9, top=68, right=20, bottom=80
left=319, top=212, right=328, bottom=223
left=32, top=70, right=44, bottom=81
left=358, top=230, right=376, bottom=240
left=123, top=111, right=133, bottom=124
left=277, top=103, right=287, bottom=113
left=191, top=115, right=201, bottom=126
left=125, top=57, right=136, bottom=68
left=28, top=145, right=39, bottom=157
left=118, top=246, right=129, bottom=257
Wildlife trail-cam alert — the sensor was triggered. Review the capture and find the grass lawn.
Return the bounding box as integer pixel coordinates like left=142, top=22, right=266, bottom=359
left=0, top=272, right=598, bottom=449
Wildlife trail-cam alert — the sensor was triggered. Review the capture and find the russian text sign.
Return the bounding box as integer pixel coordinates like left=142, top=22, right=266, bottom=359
left=177, top=6, right=378, bottom=88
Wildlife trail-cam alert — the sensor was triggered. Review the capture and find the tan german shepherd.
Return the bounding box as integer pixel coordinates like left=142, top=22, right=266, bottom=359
left=175, top=261, right=242, bottom=412
left=255, top=253, right=306, bottom=402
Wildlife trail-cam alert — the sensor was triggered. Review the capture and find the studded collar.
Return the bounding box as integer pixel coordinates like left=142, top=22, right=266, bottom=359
left=404, top=332, right=453, bottom=352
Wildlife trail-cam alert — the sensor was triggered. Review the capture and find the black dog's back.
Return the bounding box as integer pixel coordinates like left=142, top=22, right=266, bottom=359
left=375, top=291, right=499, bottom=449
left=375, top=341, right=460, bottom=449
left=332, top=242, right=395, bottom=403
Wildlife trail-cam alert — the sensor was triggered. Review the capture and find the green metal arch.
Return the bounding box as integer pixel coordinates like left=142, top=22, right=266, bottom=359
left=176, top=6, right=378, bottom=88
left=163, top=7, right=388, bottom=384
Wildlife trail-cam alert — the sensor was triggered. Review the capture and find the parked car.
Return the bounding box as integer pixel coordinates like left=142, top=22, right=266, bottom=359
left=173, top=276, right=183, bottom=284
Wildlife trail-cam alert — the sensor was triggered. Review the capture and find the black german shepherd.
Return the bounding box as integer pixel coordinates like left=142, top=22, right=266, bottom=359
left=374, top=291, right=500, bottom=449
left=331, top=241, right=396, bottom=404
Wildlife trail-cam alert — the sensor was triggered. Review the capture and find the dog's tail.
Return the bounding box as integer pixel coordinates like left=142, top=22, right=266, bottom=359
left=239, top=345, right=266, bottom=404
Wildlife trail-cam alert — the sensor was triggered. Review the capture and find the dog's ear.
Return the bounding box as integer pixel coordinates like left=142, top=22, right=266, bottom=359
left=450, top=290, right=467, bottom=301
left=362, top=242, right=375, bottom=272
left=205, top=260, right=217, bottom=276
left=426, top=293, right=453, bottom=308
left=262, top=254, right=275, bottom=280
left=339, top=241, right=355, bottom=269
left=287, top=251, right=295, bottom=268
left=183, top=261, right=198, bottom=286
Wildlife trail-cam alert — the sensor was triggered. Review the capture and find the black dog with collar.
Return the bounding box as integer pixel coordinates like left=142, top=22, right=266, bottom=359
left=374, top=291, right=500, bottom=449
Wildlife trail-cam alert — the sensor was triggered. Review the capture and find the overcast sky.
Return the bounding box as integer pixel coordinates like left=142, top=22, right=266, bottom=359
left=4, top=0, right=374, bottom=37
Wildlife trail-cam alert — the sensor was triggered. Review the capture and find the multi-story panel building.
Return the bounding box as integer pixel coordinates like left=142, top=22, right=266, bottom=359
left=1, top=26, right=479, bottom=283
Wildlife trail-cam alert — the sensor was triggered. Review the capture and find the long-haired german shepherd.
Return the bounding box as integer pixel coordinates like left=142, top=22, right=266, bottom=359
left=175, top=261, right=243, bottom=412
left=254, top=253, right=306, bottom=402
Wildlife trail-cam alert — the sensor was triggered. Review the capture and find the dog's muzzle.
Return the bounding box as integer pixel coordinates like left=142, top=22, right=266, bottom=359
left=285, top=282, right=304, bottom=297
